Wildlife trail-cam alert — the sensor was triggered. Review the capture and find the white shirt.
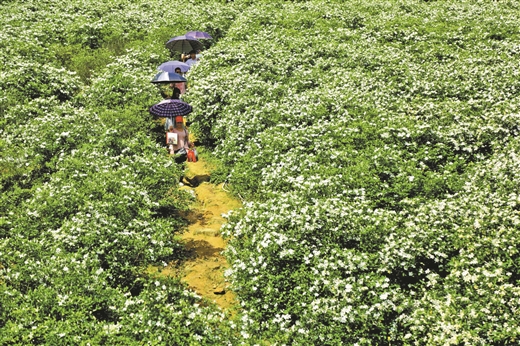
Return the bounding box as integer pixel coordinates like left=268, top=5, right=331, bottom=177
left=185, top=58, right=198, bottom=67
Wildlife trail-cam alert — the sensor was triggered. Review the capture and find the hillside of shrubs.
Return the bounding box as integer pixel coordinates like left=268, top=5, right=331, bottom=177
left=186, top=0, right=520, bottom=344
left=2, top=0, right=520, bottom=344
left=0, top=0, right=247, bottom=344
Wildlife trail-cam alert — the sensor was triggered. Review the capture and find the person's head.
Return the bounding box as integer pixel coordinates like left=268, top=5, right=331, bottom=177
left=175, top=116, right=184, bottom=128
left=175, top=67, right=182, bottom=74
left=189, top=50, right=196, bottom=59
left=168, top=125, right=174, bottom=132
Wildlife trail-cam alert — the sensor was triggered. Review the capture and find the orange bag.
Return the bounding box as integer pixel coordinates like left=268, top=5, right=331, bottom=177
left=187, top=149, right=197, bottom=162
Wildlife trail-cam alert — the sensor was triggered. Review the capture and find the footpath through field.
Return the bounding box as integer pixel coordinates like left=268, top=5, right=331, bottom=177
left=152, top=154, right=242, bottom=312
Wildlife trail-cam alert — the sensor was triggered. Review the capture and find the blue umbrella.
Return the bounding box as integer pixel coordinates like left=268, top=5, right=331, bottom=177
left=150, top=71, right=187, bottom=83
left=149, top=99, right=193, bottom=117
left=165, top=35, right=203, bottom=53
left=185, top=31, right=213, bottom=40
left=157, top=61, right=191, bottom=73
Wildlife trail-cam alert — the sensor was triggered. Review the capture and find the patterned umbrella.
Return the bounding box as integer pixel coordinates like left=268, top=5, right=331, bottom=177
left=185, top=31, right=213, bottom=40
left=165, top=35, right=203, bottom=53
left=149, top=99, right=193, bottom=117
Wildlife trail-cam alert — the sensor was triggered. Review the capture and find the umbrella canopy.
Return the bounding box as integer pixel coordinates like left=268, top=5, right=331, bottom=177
left=185, top=31, right=213, bottom=40
left=157, top=61, right=191, bottom=73
left=149, top=99, right=193, bottom=117
left=165, top=35, right=203, bottom=53
left=151, top=71, right=187, bottom=83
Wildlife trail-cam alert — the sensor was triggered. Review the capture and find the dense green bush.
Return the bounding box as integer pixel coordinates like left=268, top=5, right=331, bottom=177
left=0, top=0, right=248, bottom=344
left=186, top=0, right=520, bottom=344
left=3, top=0, right=520, bottom=344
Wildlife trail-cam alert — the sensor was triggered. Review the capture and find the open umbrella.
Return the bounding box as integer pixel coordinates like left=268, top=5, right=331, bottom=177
left=157, top=61, right=191, bottom=73
left=185, top=31, right=213, bottom=40
left=149, top=99, right=193, bottom=117
left=165, top=35, right=203, bottom=53
left=151, top=71, right=187, bottom=83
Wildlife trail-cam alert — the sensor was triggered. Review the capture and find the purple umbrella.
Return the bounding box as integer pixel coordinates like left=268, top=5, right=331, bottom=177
left=185, top=31, right=213, bottom=40
left=165, top=35, right=203, bottom=53
left=157, top=61, right=191, bottom=73
left=150, top=71, right=187, bottom=83
left=149, top=99, right=193, bottom=117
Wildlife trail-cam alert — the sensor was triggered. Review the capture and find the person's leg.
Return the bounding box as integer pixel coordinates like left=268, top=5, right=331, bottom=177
left=175, top=154, right=186, bottom=165
left=175, top=155, right=187, bottom=184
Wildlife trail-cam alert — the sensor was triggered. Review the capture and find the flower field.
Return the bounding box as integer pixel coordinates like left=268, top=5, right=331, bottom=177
left=187, top=0, right=520, bottom=344
left=0, top=0, right=244, bottom=344
left=2, top=0, right=520, bottom=344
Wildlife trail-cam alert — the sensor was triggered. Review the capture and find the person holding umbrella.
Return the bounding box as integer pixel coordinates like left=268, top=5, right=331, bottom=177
left=167, top=116, right=195, bottom=186
left=149, top=91, right=194, bottom=158
left=160, top=86, right=182, bottom=130
left=151, top=70, right=187, bottom=101
left=157, top=61, right=190, bottom=75
left=166, top=35, right=203, bottom=60
left=174, top=68, right=186, bottom=94
left=185, top=50, right=199, bottom=67
left=167, top=116, right=192, bottom=164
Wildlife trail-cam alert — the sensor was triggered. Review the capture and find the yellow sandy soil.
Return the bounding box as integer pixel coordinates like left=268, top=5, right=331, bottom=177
left=180, top=159, right=241, bottom=310
left=150, top=156, right=241, bottom=312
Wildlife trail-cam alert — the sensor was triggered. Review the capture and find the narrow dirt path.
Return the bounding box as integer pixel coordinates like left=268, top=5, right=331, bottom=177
left=146, top=126, right=241, bottom=311
left=177, top=158, right=241, bottom=311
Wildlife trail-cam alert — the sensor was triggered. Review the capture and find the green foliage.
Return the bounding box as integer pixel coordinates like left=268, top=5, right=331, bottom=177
left=0, top=0, right=244, bottom=343
left=4, top=0, right=520, bottom=344
left=186, top=0, right=520, bottom=344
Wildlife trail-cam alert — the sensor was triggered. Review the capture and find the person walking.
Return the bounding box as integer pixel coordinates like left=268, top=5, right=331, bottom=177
left=168, top=116, right=195, bottom=186
left=160, top=87, right=182, bottom=131
left=174, top=68, right=187, bottom=94
left=185, top=50, right=199, bottom=67
left=169, top=115, right=192, bottom=165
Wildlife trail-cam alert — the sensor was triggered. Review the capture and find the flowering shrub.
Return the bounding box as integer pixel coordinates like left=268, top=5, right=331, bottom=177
left=187, top=0, right=520, bottom=344
left=3, top=0, right=520, bottom=344
left=0, top=0, right=248, bottom=344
